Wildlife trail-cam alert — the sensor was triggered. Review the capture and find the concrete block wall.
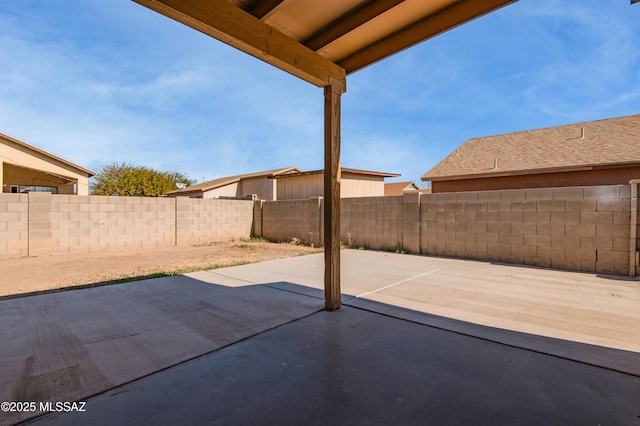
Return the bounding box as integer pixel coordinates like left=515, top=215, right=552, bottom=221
left=256, top=184, right=636, bottom=276
left=419, top=185, right=631, bottom=275
left=341, top=196, right=403, bottom=250
left=18, top=194, right=177, bottom=256
left=0, top=194, right=28, bottom=258
left=176, top=198, right=253, bottom=245
left=0, top=194, right=253, bottom=259
left=260, top=198, right=322, bottom=246
left=2, top=185, right=636, bottom=275
left=631, top=180, right=640, bottom=276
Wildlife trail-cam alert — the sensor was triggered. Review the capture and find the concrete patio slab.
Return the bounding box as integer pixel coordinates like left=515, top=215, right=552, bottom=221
left=199, top=250, right=640, bottom=353
left=27, top=307, right=640, bottom=426
left=2, top=250, right=640, bottom=425
left=0, top=276, right=322, bottom=426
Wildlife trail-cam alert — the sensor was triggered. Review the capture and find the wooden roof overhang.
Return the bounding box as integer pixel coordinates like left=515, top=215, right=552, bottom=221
left=132, top=0, right=517, bottom=310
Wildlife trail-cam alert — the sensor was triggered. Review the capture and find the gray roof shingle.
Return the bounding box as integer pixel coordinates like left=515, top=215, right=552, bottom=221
left=422, top=114, right=640, bottom=181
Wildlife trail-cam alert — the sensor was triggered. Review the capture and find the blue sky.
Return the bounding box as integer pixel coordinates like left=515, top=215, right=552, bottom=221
left=0, top=1, right=638, bottom=187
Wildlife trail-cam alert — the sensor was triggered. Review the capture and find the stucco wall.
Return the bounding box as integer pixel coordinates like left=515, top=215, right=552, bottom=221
left=3, top=163, right=78, bottom=194
left=0, top=136, right=92, bottom=195
left=203, top=182, right=239, bottom=199
left=0, top=193, right=253, bottom=259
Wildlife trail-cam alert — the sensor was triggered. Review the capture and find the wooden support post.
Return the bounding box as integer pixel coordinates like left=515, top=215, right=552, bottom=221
left=324, top=79, right=344, bottom=311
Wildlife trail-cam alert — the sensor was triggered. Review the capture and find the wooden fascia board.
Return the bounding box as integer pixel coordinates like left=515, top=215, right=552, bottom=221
left=339, top=0, right=517, bottom=74
left=133, top=0, right=346, bottom=91
left=305, top=0, right=404, bottom=52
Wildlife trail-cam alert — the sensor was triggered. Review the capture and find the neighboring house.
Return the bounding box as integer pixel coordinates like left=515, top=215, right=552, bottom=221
left=274, top=168, right=400, bottom=200
left=422, top=114, right=640, bottom=192
left=164, top=167, right=301, bottom=200
left=384, top=181, right=423, bottom=196
left=1, top=132, right=95, bottom=195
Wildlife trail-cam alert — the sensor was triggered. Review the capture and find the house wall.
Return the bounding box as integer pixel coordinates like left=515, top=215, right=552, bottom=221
left=431, top=166, right=640, bottom=193
left=0, top=193, right=253, bottom=259
left=277, top=174, right=322, bottom=200
left=3, top=163, right=77, bottom=194
left=0, top=137, right=91, bottom=195
left=239, top=177, right=276, bottom=200
left=342, top=173, right=385, bottom=198
left=257, top=184, right=636, bottom=276
left=203, top=182, right=239, bottom=199
left=276, top=173, right=385, bottom=200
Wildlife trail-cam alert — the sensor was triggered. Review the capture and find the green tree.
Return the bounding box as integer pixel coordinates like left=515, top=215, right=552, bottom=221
left=90, top=162, right=194, bottom=197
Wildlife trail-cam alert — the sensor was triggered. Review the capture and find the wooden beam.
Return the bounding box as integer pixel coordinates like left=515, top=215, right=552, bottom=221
left=338, top=0, right=517, bottom=74
left=133, top=0, right=346, bottom=89
left=305, top=0, right=404, bottom=52
left=324, top=79, right=342, bottom=311
left=247, top=0, right=288, bottom=20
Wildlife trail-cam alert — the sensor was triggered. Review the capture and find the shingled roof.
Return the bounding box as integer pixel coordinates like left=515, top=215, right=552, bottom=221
left=384, top=181, right=420, bottom=196
left=422, top=114, right=640, bottom=181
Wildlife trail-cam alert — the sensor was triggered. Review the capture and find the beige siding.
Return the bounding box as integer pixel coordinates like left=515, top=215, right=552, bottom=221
left=240, top=177, right=276, bottom=200
left=277, top=174, right=323, bottom=200
left=277, top=172, right=385, bottom=200
left=342, top=173, right=385, bottom=198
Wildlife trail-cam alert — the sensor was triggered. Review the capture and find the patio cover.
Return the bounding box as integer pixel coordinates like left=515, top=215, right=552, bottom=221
left=132, top=0, right=517, bottom=310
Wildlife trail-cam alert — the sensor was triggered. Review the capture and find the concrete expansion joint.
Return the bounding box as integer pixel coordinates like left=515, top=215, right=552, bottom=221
left=355, top=259, right=466, bottom=299
left=199, top=270, right=257, bottom=285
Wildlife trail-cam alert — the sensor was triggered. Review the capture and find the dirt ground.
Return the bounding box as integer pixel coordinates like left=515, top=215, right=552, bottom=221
left=0, top=241, right=321, bottom=298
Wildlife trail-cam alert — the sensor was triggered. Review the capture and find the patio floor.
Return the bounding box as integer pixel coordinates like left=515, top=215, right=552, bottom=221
left=2, top=250, right=639, bottom=425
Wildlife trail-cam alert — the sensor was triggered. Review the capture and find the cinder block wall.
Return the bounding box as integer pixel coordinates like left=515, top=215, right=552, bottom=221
left=256, top=184, right=636, bottom=276
left=176, top=197, right=253, bottom=245
left=0, top=194, right=253, bottom=259
left=260, top=198, right=322, bottom=246
left=419, top=185, right=631, bottom=275
left=2, top=185, right=637, bottom=275
left=0, top=194, right=28, bottom=258
left=341, top=196, right=403, bottom=250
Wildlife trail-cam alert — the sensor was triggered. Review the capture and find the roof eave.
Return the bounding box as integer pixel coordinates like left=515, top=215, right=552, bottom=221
left=422, top=161, right=640, bottom=181
left=0, top=132, right=96, bottom=177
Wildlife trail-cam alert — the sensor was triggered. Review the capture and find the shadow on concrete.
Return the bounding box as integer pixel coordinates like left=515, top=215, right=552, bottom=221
left=4, top=275, right=639, bottom=426
left=0, top=273, right=172, bottom=302
left=0, top=276, right=321, bottom=426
